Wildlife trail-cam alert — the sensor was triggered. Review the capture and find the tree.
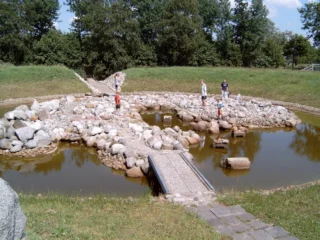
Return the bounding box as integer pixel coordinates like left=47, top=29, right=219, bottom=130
left=299, top=2, right=320, bottom=47
left=197, top=0, right=219, bottom=38
left=284, top=34, right=310, bottom=69
left=24, top=0, right=59, bottom=40
left=157, top=0, right=210, bottom=66
left=31, top=29, right=82, bottom=69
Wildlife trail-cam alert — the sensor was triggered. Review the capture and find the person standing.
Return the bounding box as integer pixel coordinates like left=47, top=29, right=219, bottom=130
left=221, top=79, right=229, bottom=98
left=114, top=73, right=120, bottom=91
left=115, top=91, right=121, bottom=110
left=201, top=80, right=207, bottom=107
left=217, top=98, right=223, bottom=119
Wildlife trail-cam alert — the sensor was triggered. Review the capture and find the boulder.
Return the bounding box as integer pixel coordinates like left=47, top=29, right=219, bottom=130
left=111, top=144, right=126, bottom=155
left=13, top=120, right=27, bottom=129
left=143, top=130, right=153, bottom=141
left=153, top=140, right=163, bottom=150
left=15, top=127, right=35, bottom=143
left=177, top=136, right=189, bottom=148
left=5, top=127, right=15, bottom=139
left=285, top=118, right=297, bottom=127
left=23, top=121, right=43, bottom=132
left=193, top=121, right=209, bottom=132
left=96, top=139, right=106, bottom=150
left=208, top=121, right=220, bottom=134
left=89, top=127, right=103, bottom=136
left=0, top=139, right=12, bottom=150
left=190, top=133, right=201, bottom=142
left=186, top=136, right=198, bottom=145
left=126, top=167, right=144, bottom=178
left=0, top=178, right=26, bottom=240
left=4, top=111, right=14, bottom=121
left=135, top=160, right=145, bottom=167
left=221, top=157, right=250, bottom=170
left=25, top=139, right=38, bottom=149
left=152, top=126, right=161, bottom=135
left=10, top=145, right=22, bottom=153
left=13, top=110, right=27, bottom=120
left=141, top=162, right=150, bottom=175
left=219, top=120, right=232, bottom=130
left=11, top=140, right=23, bottom=146
left=38, top=109, right=51, bottom=121
left=162, top=143, right=174, bottom=150
left=126, top=157, right=137, bottom=168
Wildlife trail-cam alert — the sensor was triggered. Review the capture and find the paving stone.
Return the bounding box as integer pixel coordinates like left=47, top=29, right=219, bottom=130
left=207, top=217, right=225, bottom=227
left=220, top=215, right=243, bottom=225
left=228, top=205, right=246, bottom=215
left=197, top=210, right=218, bottom=221
left=231, top=222, right=252, bottom=233
left=277, top=236, right=299, bottom=240
left=214, top=225, right=235, bottom=236
left=232, top=232, right=255, bottom=240
left=236, top=212, right=257, bottom=222
left=248, top=220, right=269, bottom=230
left=211, top=204, right=232, bottom=217
left=264, top=226, right=290, bottom=238
left=248, top=230, right=275, bottom=240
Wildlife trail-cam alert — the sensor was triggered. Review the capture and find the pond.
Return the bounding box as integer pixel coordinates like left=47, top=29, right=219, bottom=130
left=141, top=111, right=320, bottom=191
left=0, top=143, right=154, bottom=196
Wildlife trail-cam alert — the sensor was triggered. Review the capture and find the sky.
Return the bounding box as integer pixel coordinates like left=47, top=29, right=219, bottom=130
left=55, top=0, right=316, bottom=37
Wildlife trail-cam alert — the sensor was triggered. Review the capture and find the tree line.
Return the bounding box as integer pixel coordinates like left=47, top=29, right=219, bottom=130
left=1, top=0, right=320, bottom=79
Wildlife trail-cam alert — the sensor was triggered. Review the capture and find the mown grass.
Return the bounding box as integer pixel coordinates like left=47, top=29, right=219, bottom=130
left=218, top=184, right=320, bottom=240
left=0, top=65, right=90, bottom=100
left=122, top=67, right=320, bottom=108
left=19, top=193, right=222, bottom=240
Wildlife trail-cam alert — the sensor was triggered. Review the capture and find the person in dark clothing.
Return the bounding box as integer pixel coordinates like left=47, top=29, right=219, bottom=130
left=221, top=79, right=229, bottom=98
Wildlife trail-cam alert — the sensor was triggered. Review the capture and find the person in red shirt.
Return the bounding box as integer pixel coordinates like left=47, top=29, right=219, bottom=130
left=115, top=92, right=121, bottom=110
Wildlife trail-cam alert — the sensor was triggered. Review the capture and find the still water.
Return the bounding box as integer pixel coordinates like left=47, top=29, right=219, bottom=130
left=141, top=111, right=320, bottom=191
left=0, top=143, right=152, bottom=196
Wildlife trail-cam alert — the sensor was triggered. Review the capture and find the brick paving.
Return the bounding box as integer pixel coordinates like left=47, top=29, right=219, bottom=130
left=189, top=203, right=299, bottom=240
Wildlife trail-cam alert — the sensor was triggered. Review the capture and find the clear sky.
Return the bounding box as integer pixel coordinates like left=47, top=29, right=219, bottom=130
left=55, top=0, right=314, bottom=36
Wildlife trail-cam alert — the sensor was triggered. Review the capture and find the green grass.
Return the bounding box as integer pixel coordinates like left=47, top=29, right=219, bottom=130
left=218, top=184, right=320, bottom=240
left=19, top=193, right=223, bottom=240
left=122, top=67, right=320, bottom=108
left=0, top=65, right=90, bottom=99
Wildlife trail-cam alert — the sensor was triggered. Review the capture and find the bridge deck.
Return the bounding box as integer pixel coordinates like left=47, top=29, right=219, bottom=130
left=149, top=152, right=213, bottom=195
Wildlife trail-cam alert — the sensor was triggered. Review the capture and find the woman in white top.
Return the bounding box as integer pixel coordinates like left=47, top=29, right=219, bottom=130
left=201, top=80, right=207, bottom=107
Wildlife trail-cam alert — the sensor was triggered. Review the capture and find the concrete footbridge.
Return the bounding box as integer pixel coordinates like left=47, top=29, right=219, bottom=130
left=148, top=152, right=216, bottom=205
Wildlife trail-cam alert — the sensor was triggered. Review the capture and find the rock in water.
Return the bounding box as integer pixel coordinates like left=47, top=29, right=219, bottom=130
left=126, top=167, right=144, bottom=178
left=0, top=178, right=26, bottom=240
left=220, top=157, right=250, bottom=170
left=15, top=127, right=35, bottom=144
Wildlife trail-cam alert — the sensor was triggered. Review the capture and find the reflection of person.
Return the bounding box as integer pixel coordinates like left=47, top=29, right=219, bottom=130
left=217, top=98, right=223, bottom=119
left=115, top=92, right=121, bottom=110
left=114, top=73, right=120, bottom=91
left=155, top=112, right=161, bottom=123
left=201, top=80, right=207, bottom=107
left=221, top=79, right=228, bottom=98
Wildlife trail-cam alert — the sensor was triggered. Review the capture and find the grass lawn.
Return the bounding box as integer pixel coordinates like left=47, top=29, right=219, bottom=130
left=0, top=65, right=90, bottom=100
left=218, top=184, right=320, bottom=240
left=122, top=67, right=320, bottom=108
left=19, top=194, right=222, bottom=240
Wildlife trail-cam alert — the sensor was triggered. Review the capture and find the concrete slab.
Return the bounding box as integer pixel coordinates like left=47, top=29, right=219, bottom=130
left=236, top=212, right=257, bottom=222
left=248, top=220, right=269, bottom=230
left=248, top=230, right=275, bottom=240
left=232, top=232, right=255, bottom=240
left=264, top=226, right=290, bottom=238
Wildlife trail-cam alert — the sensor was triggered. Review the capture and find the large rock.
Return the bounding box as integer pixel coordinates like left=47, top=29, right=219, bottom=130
left=126, top=167, right=144, bottom=178
left=10, top=145, right=22, bottom=153
left=285, top=118, right=297, bottom=127
left=143, top=130, right=153, bottom=141
left=0, top=178, right=26, bottom=240
left=186, top=136, right=198, bottom=145
left=25, top=139, right=38, bottom=149
left=219, top=120, right=232, bottom=130
left=193, top=121, right=209, bottom=132
left=13, top=110, right=27, bottom=121
left=15, top=127, right=35, bottom=143
left=126, top=157, right=137, bottom=168
left=38, top=109, right=51, bottom=121
left=14, top=105, right=29, bottom=111
left=111, top=144, right=126, bottom=155
left=5, top=127, right=16, bottom=139
left=13, top=120, right=27, bottom=129
left=0, top=139, right=12, bottom=150
left=4, top=111, right=14, bottom=121
left=96, top=139, right=106, bottom=150
left=208, top=121, right=219, bottom=134
left=89, top=127, right=103, bottom=136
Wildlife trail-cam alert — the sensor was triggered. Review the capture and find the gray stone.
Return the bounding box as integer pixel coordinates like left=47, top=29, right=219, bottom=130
left=219, top=120, right=232, bottom=130
left=220, top=215, right=242, bottom=225
left=96, top=139, right=106, bottom=150
left=248, top=230, right=275, bottom=240
left=89, top=127, right=103, bottom=136
left=25, top=139, right=38, bottom=149
left=15, top=127, right=35, bottom=143
left=236, top=212, right=257, bottom=222
left=264, top=226, right=290, bottom=238
left=141, top=162, right=149, bottom=175
left=38, top=109, right=51, bottom=121
left=211, top=204, right=232, bottom=218
left=5, top=127, right=15, bottom=139
left=4, top=111, right=14, bottom=121
left=111, top=144, right=126, bottom=155
left=25, top=110, right=36, bottom=120
left=135, top=160, right=145, bottom=167
left=0, top=139, right=12, bottom=150
left=248, top=220, right=269, bottom=230
left=126, top=157, right=137, bottom=168
left=231, top=222, right=251, bottom=233
left=13, top=110, right=27, bottom=120
left=153, top=140, right=162, bottom=150
left=13, top=120, right=27, bottom=129
left=0, top=178, right=26, bottom=240
left=11, top=140, right=23, bottom=146
left=23, top=121, right=43, bottom=131
left=232, top=233, right=255, bottom=240
left=214, top=225, right=235, bottom=236
left=34, top=135, right=51, bottom=147
left=10, top=145, right=22, bottom=153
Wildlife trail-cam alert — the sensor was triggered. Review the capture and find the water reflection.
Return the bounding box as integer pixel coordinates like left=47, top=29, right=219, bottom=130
left=290, top=124, right=320, bottom=162
left=141, top=111, right=320, bottom=191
